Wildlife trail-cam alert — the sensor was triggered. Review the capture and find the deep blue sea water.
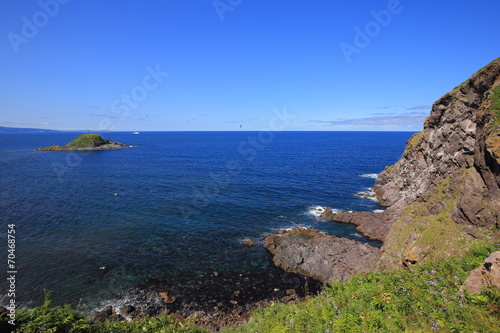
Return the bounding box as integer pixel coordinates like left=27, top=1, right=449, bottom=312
left=0, top=131, right=413, bottom=311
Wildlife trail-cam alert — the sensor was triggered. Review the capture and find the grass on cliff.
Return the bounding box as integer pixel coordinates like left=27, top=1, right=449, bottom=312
left=4, top=241, right=500, bottom=333
left=485, top=84, right=500, bottom=162
left=490, top=85, right=500, bottom=126
left=379, top=175, right=474, bottom=270
left=228, top=240, right=500, bottom=333
left=67, top=133, right=106, bottom=148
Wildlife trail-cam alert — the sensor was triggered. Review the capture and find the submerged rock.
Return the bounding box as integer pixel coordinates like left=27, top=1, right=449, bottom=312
left=264, top=227, right=381, bottom=284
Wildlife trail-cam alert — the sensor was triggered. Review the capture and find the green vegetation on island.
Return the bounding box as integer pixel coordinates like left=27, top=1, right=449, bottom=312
left=66, top=133, right=107, bottom=149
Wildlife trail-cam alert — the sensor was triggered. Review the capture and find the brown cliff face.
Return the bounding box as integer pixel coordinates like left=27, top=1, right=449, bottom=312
left=375, top=60, right=499, bottom=209
left=374, top=58, right=500, bottom=227
left=264, top=59, right=500, bottom=282
left=373, top=58, right=500, bottom=269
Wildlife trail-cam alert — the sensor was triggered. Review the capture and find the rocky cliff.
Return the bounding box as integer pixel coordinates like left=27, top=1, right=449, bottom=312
left=265, top=58, right=500, bottom=281
left=374, top=57, right=500, bottom=269
left=374, top=58, right=500, bottom=214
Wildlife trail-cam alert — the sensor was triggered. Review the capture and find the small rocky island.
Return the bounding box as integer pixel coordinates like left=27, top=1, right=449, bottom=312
left=35, top=133, right=131, bottom=151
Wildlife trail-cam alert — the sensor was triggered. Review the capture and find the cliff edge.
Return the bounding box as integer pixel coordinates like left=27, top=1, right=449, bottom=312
left=265, top=58, right=500, bottom=282
left=374, top=58, right=500, bottom=269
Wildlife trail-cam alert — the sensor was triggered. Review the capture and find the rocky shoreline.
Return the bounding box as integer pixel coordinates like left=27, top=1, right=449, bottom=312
left=264, top=227, right=381, bottom=284
left=90, top=210, right=388, bottom=331
left=91, top=212, right=387, bottom=330
left=92, top=264, right=323, bottom=331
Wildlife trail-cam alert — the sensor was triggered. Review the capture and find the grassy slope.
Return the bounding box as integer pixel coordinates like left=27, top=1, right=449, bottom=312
left=66, top=134, right=106, bottom=148
left=486, top=84, right=500, bottom=162
left=379, top=173, right=476, bottom=270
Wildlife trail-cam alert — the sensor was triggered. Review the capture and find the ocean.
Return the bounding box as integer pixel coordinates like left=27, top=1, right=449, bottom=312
left=0, top=131, right=413, bottom=313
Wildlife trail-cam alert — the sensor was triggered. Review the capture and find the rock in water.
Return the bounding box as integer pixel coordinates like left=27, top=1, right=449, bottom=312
left=242, top=239, right=255, bottom=246
left=319, top=209, right=390, bottom=242
left=264, top=228, right=381, bottom=284
left=35, top=133, right=131, bottom=151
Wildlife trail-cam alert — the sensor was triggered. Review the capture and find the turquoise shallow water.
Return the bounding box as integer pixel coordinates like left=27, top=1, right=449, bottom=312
left=0, top=131, right=413, bottom=311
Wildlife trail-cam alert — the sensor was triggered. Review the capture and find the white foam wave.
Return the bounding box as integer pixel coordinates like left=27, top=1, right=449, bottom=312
left=360, top=173, right=379, bottom=179
left=90, top=294, right=135, bottom=321
left=373, top=209, right=384, bottom=213
left=306, top=205, right=340, bottom=218
left=270, top=224, right=312, bottom=236
left=307, top=205, right=326, bottom=217
left=356, top=188, right=379, bottom=202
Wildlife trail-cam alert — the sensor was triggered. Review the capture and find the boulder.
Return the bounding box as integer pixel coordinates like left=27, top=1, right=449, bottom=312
left=264, top=228, right=381, bottom=284
left=462, top=251, right=500, bottom=293
left=120, top=304, right=136, bottom=316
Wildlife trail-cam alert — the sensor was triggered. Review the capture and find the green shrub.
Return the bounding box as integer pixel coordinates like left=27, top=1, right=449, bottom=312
left=9, top=291, right=90, bottom=333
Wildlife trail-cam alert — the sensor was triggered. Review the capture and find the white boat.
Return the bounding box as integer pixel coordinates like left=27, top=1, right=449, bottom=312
left=132, top=131, right=140, bottom=134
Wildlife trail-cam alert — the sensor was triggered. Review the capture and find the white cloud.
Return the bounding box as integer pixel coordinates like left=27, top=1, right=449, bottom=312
left=407, top=105, right=432, bottom=110
left=309, top=112, right=428, bottom=128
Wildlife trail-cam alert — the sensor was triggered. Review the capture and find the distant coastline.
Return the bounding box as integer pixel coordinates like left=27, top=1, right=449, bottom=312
left=0, top=126, right=61, bottom=133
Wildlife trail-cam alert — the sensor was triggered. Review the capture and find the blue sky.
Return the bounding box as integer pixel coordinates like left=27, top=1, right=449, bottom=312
left=1, top=0, right=499, bottom=131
